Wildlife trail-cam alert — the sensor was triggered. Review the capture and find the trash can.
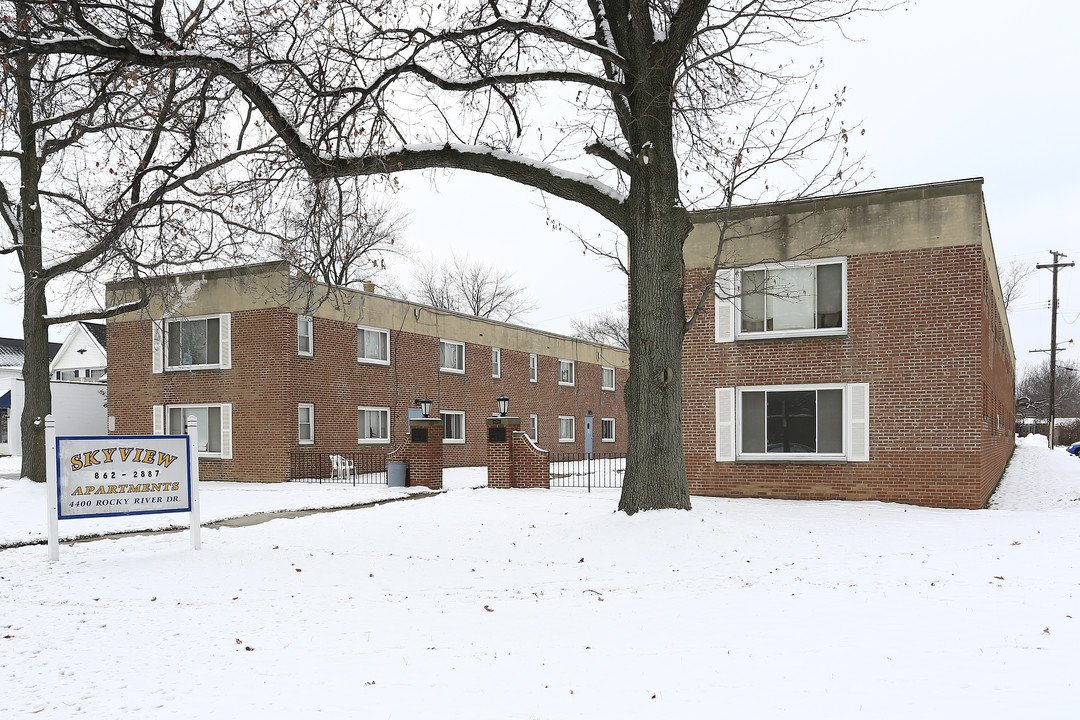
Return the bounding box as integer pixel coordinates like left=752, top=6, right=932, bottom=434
left=387, top=461, right=408, bottom=487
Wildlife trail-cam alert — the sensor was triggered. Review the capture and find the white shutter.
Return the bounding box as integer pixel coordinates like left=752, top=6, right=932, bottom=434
left=715, top=387, right=736, bottom=462
left=152, top=405, right=164, bottom=435
left=218, top=313, right=232, bottom=369
left=220, top=403, right=233, bottom=459
left=152, top=321, right=163, bottom=373
left=847, top=383, right=870, bottom=462
left=714, top=269, right=736, bottom=343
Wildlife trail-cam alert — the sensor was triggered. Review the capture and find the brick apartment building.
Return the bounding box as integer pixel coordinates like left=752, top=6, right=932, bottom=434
left=105, top=262, right=628, bottom=482
left=682, top=178, right=1015, bottom=509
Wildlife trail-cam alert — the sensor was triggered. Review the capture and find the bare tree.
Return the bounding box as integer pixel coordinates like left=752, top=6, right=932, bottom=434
left=0, top=7, right=290, bottom=481
left=413, top=254, right=536, bottom=322
left=1018, top=359, right=1080, bottom=420
left=0, top=0, right=882, bottom=509
left=572, top=305, right=629, bottom=349
left=280, top=176, right=406, bottom=289
left=1000, top=258, right=1036, bottom=311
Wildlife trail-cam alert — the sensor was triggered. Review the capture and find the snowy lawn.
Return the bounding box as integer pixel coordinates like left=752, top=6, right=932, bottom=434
left=1, top=435, right=1078, bottom=718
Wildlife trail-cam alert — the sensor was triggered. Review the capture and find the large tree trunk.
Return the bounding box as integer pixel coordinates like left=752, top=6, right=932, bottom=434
left=15, top=39, right=51, bottom=483
left=617, top=87, right=693, bottom=514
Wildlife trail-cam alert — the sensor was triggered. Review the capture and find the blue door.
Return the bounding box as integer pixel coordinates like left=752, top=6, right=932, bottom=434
left=584, top=415, right=594, bottom=458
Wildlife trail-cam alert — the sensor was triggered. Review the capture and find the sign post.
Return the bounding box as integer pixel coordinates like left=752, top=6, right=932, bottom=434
left=46, top=413, right=199, bottom=561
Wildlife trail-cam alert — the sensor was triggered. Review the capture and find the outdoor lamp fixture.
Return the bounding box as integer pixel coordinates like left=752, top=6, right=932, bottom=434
left=414, top=398, right=433, bottom=418
left=497, top=395, right=510, bottom=417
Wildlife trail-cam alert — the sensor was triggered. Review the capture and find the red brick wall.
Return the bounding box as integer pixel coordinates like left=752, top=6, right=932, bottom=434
left=681, top=244, right=1016, bottom=509
left=107, top=307, right=628, bottom=482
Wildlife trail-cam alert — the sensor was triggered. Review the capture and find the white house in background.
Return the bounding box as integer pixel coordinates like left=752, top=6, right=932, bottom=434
left=50, top=322, right=108, bottom=382
left=0, top=337, right=63, bottom=453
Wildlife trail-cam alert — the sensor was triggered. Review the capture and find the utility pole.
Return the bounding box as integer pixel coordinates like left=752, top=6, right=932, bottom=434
left=1037, top=251, right=1074, bottom=448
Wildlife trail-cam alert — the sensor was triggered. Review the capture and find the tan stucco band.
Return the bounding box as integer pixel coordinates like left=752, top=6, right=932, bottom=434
left=107, top=262, right=629, bottom=369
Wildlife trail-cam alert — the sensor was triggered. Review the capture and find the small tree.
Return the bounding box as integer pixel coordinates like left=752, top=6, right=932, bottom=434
left=1000, top=258, right=1036, bottom=311
left=1018, top=360, right=1080, bottom=421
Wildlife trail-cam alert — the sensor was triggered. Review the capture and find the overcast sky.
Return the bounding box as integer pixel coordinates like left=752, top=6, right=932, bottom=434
left=2, top=0, right=1076, bottom=373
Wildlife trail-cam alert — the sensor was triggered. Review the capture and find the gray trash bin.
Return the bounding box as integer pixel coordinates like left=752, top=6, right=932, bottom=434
left=387, top=461, right=408, bottom=487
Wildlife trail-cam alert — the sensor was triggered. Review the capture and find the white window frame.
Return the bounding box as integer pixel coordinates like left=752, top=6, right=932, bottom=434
left=162, top=403, right=232, bottom=459
left=529, top=414, right=538, bottom=442
left=162, top=313, right=231, bottom=371
left=558, top=415, right=576, bottom=443
left=529, top=354, right=538, bottom=383
left=357, top=325, right=390, bottom=366
left=298, top=403, right=314, bottom=445
left=716, top=257, right=847, bottom=343
left=601, top=366, right=616, bottom=391
left=440, top=339, right=466, bottom=374
left=298, top=315, right=313, bottom=357
left=558, top=359, right=576, bottom=387
left=718, top=382, right=869, bottom=463
left=357, top=406, right=391, bottom=444
left=492, top=347, right=501, bottom=378
left=441, top=410, right=465, bottom=444
left=601, top=418, right=616, bottom=443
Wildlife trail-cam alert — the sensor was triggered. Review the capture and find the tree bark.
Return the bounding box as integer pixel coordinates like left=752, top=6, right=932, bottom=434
left=15, top=37, right=51, bottom=482
left=617, top=77, right=693, bottom=514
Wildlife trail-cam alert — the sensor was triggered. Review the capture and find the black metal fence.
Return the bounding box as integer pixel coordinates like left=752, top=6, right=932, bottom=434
left=548, top=452, right=625, bottom=491
left=289, top=450, right=390, bottom=485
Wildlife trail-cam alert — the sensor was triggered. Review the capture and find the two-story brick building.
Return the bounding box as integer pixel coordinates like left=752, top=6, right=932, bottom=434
left=682, top=178, right=1015, bottom=509
left=105, top=262, right=628, bottom=482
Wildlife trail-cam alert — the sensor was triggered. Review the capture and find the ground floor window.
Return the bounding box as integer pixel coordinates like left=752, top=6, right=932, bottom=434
left=529, top=414, right=538, bottom=442
left=601, top=418, right=615, bottom=443
left=298, top=404, right=314, bottom=445
left=442, top=411, right=465, bottom=444
left=165, top=403, right=231, bottom=458
left=558, top=416, right=575, bottom=443
left=715, top=383, right=869, bottom=462
left=358, top=406, right=390, bottom=444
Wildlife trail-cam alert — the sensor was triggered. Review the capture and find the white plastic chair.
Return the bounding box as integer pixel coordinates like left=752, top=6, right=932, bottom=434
left=329, top=454, right=355, bottom=482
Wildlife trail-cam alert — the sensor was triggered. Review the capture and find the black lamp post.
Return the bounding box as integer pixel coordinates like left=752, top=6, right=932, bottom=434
left=497, top=395, right=510, bottom=417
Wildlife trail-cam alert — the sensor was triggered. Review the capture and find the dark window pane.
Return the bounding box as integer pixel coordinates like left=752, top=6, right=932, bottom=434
left=766, top=391, right=816, bottom=453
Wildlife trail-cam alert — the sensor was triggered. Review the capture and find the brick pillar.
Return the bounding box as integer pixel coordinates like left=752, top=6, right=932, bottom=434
left=485, top=416, right=520, bottom=489
left=402, top=417, right=444, bottom=490
left=512, top=431, right=549, bottom=489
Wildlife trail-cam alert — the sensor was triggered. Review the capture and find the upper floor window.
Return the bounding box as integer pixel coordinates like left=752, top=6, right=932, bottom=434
left=558, top=359, right=575, bottom=386
left=739, top=258, right=845, bottom=337
left=716, top=258, right=846, bottom=343
left=492, top=348, right=501, bottom=378
left=298, top=316, right=313, bottom=357
left=440, top=340, right=465, bottom=374
left=358, top=325, right=390, bottom=365
left=529, top=354, right=538, bottom=383
left=601, top=366, right=616, bottom=391
left=164, top=314, right=229, bottom=371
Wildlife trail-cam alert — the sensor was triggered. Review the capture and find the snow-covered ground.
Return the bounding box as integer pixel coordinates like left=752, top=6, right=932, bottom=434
left=2, top=435, right=1078, bottom=718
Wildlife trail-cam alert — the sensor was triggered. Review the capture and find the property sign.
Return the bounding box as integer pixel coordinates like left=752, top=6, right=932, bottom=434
left=45, top=414, right=202, bottom=561
left=56, top=435, right=192, bottom=519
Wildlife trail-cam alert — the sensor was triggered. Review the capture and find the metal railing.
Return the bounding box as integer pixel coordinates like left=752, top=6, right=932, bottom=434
left=548, top=452, right=625, bottom=491
left=288, top=450, right=390, bottom=485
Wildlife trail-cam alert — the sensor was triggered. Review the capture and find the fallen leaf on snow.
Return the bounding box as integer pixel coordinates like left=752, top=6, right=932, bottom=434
left=484, top=605, right=494, bottom=612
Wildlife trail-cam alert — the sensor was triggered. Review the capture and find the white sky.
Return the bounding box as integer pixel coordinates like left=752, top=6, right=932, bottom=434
left=1, top=0, right=1076, bottom=373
